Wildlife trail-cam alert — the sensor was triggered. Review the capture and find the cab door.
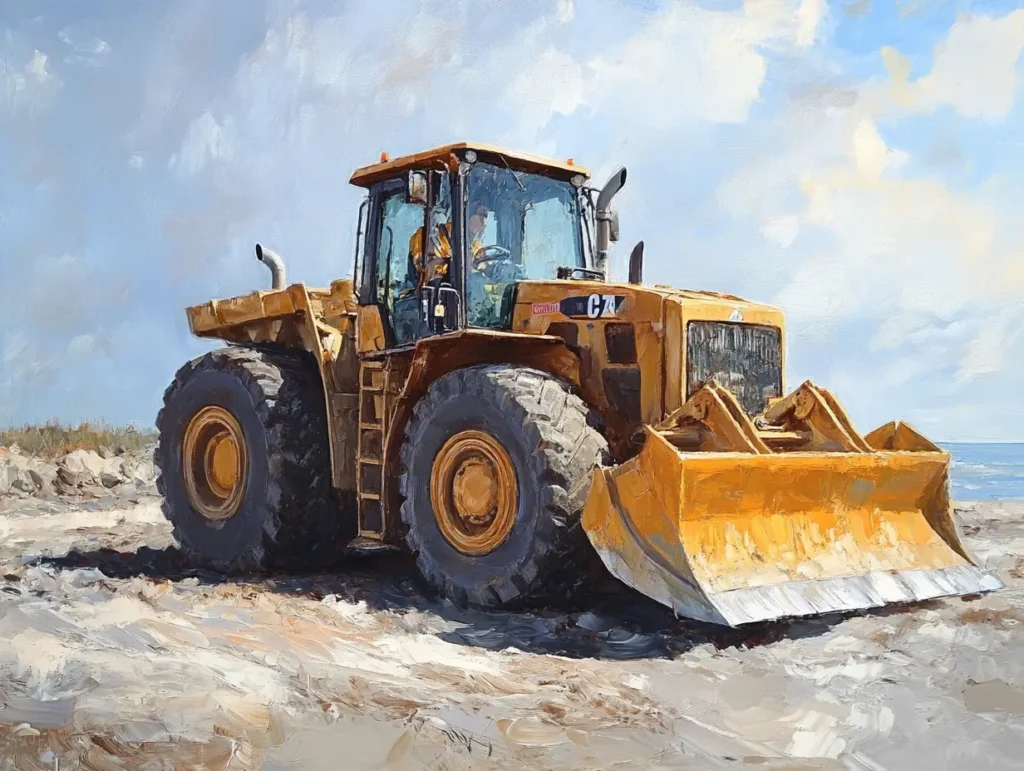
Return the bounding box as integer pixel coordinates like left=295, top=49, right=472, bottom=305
left=357, top=172, right=460, bottom=352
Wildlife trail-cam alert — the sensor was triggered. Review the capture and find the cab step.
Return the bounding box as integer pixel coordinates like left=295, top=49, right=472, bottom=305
left=344, top=536, right=403, bottom=556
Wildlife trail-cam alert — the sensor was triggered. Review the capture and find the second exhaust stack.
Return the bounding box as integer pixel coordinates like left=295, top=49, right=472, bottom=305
left=255, top=243, right=286, bottom=290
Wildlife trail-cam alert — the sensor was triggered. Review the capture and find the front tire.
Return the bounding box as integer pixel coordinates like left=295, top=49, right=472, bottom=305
left=154, top=345, right=353, bottom=574
left=398, top=365, right=610, bottom=609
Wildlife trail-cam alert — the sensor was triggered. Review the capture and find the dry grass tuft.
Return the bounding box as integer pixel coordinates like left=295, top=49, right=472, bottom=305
left=0, top=420, right=156, bottom=458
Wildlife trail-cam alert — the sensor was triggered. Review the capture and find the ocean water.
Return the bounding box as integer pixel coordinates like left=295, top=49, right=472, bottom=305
left=941, top=443, right=1024, bottom=501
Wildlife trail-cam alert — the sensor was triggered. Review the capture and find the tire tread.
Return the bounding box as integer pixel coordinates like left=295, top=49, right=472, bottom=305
left=397, top=364, right=610, bottom=608
left=154, top=344, right=349, bottom=573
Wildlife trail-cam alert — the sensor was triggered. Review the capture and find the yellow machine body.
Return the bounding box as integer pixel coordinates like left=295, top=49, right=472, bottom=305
left=180, top=142, right=1002, bottom=626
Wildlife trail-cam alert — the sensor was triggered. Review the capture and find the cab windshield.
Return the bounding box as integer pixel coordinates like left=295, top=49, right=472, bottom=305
left=464, top=161, right=584, bottom=328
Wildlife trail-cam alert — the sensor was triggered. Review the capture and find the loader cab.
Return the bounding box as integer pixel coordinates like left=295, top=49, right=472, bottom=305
left=351, top=145, right=594, bottom=352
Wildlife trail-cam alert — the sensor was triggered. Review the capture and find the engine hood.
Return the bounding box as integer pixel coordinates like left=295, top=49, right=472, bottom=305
left=510, top=279, right=785, bottom=330
left=507, top=279, right=788, bottom=448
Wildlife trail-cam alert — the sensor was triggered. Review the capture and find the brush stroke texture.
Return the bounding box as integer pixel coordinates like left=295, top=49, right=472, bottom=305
left=0, top=487, right=1022, bottom=768
left=0, top=0, right=1023, bottom=440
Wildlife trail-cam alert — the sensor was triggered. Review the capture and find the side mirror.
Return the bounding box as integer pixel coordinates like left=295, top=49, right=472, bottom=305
left=408, top=171, right=428, bottom=206
left=609, top=210, right=620, bottom=243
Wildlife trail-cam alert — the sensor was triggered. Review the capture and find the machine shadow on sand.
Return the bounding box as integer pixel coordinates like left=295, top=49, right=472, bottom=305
left=32, top=542, right=950, bottom=662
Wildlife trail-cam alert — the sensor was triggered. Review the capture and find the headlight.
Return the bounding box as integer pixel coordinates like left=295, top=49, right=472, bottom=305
left=571, top=174, right=585, bottom=188
left=464, top=150, right=478, bottom=163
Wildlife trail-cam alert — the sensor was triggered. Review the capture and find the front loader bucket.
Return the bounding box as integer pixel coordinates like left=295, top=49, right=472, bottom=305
left=582, top=383, right=1003, bottom=627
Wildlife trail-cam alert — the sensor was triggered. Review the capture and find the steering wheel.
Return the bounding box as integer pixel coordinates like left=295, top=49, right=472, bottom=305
left=472, top=244, right=513, bottom=269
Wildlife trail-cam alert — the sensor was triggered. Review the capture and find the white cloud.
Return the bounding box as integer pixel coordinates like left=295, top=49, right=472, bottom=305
left=169, top=111, right=235, bottom=176
left=58, top=26, right=110, bottom=66
left=25, top=51, right=52, bottom=83
left=869, top=313, right=975, bottom=352
left=761, top=215, right=802, bottom=247
left=709, top=4, right=1024, bottom=437
left=164, top=0, right=826, bottom=180
left=2, top=49, right=58, bottom=106
left=797, top=0, right=827, bottom=48
left=882, top=356, right=931, bottom=387
left=373, top=12, right=463, bottom=115
left=585, top=2, right=776, bottom=128
left=3, top=332, right=29, bottom=365
left=0, top=332, right=53, bottom=426
left=554, top=0, right=575, bottom=25
left=502, top=47, right=585, bottom=145
left=152, top=1, right=595, bottom=284
left=469, top=0, right=831, bottom=146
left=955, top=307, right=1024, bottom=383
left=67, top=334, right=97, bottom=357
left=727, top=110, right=1012, bottom=349
left=881, top=9, right=1024, bottom=120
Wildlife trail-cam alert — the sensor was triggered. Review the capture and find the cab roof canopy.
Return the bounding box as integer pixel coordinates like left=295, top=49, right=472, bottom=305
left=348, top=142, right=590, bottom=188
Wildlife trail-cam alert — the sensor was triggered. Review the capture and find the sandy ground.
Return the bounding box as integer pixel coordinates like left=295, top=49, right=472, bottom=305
left=0, top=496, right=1022, bottom=770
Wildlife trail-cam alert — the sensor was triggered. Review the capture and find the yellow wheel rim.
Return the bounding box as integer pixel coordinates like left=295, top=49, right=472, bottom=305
left=182, top=406, right=248, bottom=521
left=430, top=430, right=518, bottom=556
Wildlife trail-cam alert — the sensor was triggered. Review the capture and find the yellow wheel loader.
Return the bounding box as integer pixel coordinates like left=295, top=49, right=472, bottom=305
left=154, top=143, right=1002, bottom=626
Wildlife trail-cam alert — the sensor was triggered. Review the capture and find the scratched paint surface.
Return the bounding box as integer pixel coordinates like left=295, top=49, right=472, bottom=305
left=0, top=492, right=1022, bottom=769
left=585, top=427, right=984, bottom=616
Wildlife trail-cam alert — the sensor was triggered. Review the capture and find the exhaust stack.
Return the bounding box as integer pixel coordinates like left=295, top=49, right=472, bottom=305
left=628, top=241, right=644, bottom=285
left=255, top=243, right=286, bottom=290
left=595, top=167, right=627, bottom=275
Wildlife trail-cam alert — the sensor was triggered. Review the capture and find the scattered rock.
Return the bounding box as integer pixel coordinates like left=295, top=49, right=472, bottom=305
left=2, top=444, right=158, bottom=501
left=10, top=477, right=35, bottom=494
left=100, top=471, right=123, bottom=489
left=0, top=454, right=57, bottom=497
left=131, top=460, right=157, bottom=487
left=29, top=463, right=57, bottom=493
left=120, top=483, right=141, bottom=504
left=98, top=447, right=115, bottom=460
left=57, top=449, right=107, bottom=489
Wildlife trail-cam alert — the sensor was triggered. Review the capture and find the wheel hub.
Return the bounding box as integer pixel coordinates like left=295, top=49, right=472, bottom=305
left=452, top=458, right=499, bottom=523
left=183, top=406, right=248, bottom=521
left=430, top=430, right=517, bottom=556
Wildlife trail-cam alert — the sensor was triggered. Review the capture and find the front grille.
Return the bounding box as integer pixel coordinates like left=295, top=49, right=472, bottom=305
left=686, top=321, right=782, bottom=417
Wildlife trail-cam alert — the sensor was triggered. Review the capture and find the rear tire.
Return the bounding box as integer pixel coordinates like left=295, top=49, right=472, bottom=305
left=398, top=364, right=610, bottom=609
left=154, top=345, right=354, bottom=574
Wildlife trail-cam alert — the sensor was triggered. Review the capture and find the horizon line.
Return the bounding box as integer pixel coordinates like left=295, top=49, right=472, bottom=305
left=937, top=440, right=1024, bottom=445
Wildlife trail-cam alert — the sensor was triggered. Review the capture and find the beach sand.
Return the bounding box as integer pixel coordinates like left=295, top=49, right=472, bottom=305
left=0, top=496, right=1021, bottom=770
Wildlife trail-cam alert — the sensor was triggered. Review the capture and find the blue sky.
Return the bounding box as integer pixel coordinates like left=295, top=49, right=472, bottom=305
left=1, top=0, right=1023, bottom=441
